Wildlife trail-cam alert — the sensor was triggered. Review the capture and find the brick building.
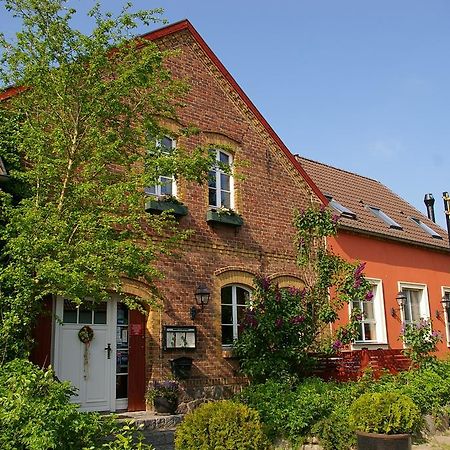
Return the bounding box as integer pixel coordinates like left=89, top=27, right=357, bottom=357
left=298, top=156, right=450, bottom=358
left=26, top=20, right=326, bottom=412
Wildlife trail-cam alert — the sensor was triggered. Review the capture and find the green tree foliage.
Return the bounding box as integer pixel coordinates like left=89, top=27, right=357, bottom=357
left=234, top=206, right=373, bottom=381
left=0, top=0, right=214, bottom=362
left=0, top=359, right=155, bottom=449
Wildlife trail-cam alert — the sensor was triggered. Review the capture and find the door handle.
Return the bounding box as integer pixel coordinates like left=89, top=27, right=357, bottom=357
left=105, top=343, right=112, bottom=359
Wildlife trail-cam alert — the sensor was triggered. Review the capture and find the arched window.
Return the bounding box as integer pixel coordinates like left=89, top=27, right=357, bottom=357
left=221, top=284, right=250, bottom=346
left=208, top=149, right=233, bottom=209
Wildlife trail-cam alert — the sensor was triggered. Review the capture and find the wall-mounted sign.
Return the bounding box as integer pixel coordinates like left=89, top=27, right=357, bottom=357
left=163, top=326, right=196, bottom=350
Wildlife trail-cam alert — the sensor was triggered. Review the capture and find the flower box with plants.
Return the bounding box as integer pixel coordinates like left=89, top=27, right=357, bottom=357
left=349, top=392, right=422, bottom=450
left=206, top=207, right=243, bottom=227
left=145, top=195, right=188, bottom=217
left=146, top=380, right=180, bottom=415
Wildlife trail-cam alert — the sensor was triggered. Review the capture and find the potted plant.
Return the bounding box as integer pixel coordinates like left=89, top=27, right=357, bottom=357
left=206, top=206, right=243, bottom=227
left=146, top=380, right=180, bottom=415
left=349, top=392, right=422, bottom=450
left=145, top=194, right=188, bottom=217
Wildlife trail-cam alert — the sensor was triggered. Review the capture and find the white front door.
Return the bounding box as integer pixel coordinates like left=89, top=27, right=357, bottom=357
left=53, top=297, right=127, bottom=412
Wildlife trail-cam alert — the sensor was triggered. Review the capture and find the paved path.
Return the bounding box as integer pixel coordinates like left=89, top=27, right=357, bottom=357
left=413, top=433, right=450, bottom=449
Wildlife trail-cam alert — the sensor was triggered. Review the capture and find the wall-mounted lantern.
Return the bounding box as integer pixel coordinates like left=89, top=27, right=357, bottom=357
left=190, top=283, right=211, bottom=320
left=436, top=294, right=450, bottom=319
left=391, top=291, right=407, bottom=318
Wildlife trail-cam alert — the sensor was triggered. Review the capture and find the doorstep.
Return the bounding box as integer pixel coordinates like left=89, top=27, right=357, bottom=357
left=115, top=411, right=184, bottom=431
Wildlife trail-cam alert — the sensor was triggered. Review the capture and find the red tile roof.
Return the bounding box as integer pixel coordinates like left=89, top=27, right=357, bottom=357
left=297, top=156, right=450, bottom=251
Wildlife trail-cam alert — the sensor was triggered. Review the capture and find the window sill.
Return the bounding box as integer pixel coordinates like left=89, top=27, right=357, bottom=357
left=145, top=199, right=188, bottom=217
left=206, top=210, right=243, bottom=227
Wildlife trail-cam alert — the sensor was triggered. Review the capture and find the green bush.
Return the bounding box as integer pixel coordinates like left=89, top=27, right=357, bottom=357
left=349, top=392, right=422, bottom=435
left=174, top=400, right=270, bottom=450
left=313, top=407, right=356, bottom=450
left=237, top=378, right=339, bottom=445
left=0, top=359, right=153, bottom=450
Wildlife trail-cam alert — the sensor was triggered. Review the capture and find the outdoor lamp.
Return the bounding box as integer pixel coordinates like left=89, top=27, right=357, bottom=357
left=436, top=294, right=450, bottom=319
left=190, top=283, right=211, bottom=320
left=391, top=291, right=407, bottom=317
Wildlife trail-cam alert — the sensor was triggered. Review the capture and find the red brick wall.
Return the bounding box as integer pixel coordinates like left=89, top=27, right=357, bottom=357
left=145, top=31, right=319, bottom=385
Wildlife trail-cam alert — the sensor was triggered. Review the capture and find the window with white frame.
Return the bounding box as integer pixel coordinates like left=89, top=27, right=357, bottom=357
left=221, top=285, right=250, bottom=346
left=144, top=136, right=177, bottom=197
left=208, top=149, right=233, bottom=209
left=399, top=283, right=429, bottom=324
left=442, top=289, right=450, bottom=346
left=351, top=279, right=387, bottom=344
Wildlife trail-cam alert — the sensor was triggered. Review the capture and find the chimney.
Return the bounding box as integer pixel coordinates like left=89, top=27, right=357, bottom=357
left=443, top=192, right=450, bottom=244
left=424, top=193, right=436, bottom=222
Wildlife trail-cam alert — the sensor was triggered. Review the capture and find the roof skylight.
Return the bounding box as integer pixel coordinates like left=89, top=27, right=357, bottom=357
left=325, top=195, right=357, bottom=220
left=368, top=206, right=403, bottom=230
left=410, top=217, right=442, bottom=239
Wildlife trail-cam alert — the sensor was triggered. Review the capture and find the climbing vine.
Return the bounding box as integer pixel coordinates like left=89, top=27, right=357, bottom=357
left=234, top=205, right=373, bottom=381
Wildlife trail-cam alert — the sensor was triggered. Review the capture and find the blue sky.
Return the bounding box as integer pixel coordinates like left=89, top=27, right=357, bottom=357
left=2, top=0, right=450, bottom=228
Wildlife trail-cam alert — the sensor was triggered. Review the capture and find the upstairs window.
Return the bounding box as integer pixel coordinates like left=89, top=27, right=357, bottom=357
left=368, top=206, right=403, bottom=230
left=145, top=136, right=177, bottom=197
left=209, top=149, right=233, bottom=209
left=325, top=194, right=357, bottom=219
left=410, top=217, right=442, bottom=239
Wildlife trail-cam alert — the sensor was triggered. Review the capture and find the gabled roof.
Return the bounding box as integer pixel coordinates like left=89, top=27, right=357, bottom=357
left=1, top=20, right=327, bottom=205
left=297, top=156, right=450, bottom=251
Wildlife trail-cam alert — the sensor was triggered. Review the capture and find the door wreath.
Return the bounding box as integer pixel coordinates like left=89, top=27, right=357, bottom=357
left=78, top=326, right=94, bottom=379
left=78, top=325, right=94, bottom=344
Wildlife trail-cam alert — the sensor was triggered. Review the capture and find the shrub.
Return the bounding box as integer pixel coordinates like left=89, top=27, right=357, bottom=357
left=0, top=359, right=153, bottom=450
left=313, top=407, right=356, bottom=450
left=237, top=378, right=339, bottom=445
left=349, top=392, right=422, bottom=435
left=174, top=400, right=270, bottom=450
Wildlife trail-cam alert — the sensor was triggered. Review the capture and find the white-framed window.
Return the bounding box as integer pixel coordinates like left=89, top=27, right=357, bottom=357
left=221, top=284, right=250, bottom=346
left=398, top=282, right=430, bottom=324
left=145, top=136, right=177, bottom=197
left=351, top=279, right=387, bottom=344
left=208, top=149, right=233, bottom=209
left=441, top=287, right=450, bottom=347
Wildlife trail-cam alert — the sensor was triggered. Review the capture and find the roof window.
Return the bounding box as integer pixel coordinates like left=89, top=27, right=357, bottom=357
left=325, top=194, right=357, bottom=220
left=368, top=206, right=403, bottom=230
left=410, top=217, right=442, bottom=239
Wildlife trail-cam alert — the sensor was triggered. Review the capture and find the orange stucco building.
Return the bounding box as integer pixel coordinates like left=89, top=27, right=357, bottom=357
left=299, top=157, right=450, bottom=357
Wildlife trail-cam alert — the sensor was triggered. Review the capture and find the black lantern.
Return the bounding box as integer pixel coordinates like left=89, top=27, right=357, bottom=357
left=391, top=291, right=407, bottom=317
left=437, top=294, right=450, bottom=319
left=190, top=283, right=211, bottom=320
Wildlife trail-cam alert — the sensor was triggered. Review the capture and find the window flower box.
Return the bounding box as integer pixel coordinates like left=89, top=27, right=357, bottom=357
left=206, top=209, right=243, bottom=227
left=145, top=198, right=188, bottom=217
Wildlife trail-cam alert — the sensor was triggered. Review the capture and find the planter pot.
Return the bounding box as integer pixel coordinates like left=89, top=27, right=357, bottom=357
left=206, top=210, right=243, bottom=227
left=356, top=431, right=411, bottom=450
left=145, top=200, right=188, bottom=217
left=153, top=396, right=178, bottom=415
